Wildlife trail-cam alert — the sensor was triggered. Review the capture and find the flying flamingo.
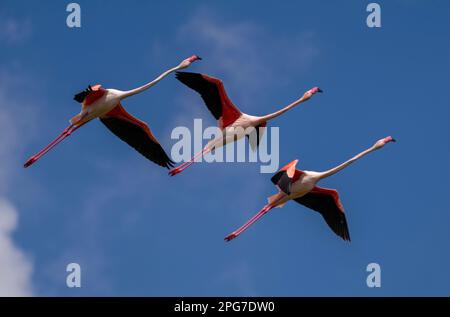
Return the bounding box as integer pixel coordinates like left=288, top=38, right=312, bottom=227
left=224, top=136, right=396, bottom=242
left=169, top=72, right=322, bottom=176
left=24, top=55, right=201, bottom=169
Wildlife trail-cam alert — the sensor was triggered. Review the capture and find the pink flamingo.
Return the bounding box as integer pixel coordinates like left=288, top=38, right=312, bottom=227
left=24, top=55, right=201, bottom=169
left=169, top=72, right=322, bottom=176
left=225, top=136, right=396, bottom=242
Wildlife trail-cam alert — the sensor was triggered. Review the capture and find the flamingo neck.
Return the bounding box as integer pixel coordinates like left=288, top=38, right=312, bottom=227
left=120, top=65, right=181, bottom=99
left=258, top=96, right=307, bottom=122
left=319, top=145, right=379, bottom=180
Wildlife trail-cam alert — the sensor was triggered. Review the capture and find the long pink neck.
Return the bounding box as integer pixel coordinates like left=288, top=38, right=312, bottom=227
left=120, top=65, right=181, bottom=99
left=319, top=144, right=380, bottom=180
left=258, top=96, right=308, bottom=122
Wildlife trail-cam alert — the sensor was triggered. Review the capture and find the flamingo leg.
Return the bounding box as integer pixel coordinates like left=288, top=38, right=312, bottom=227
left=224, top=195, right=287, bottom=242
left=168, top=146, right=212, bottom=176
left=24, top=124, right=81, bottom=168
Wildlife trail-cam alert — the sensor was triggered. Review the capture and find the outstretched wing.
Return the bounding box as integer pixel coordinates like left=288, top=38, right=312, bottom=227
left=175, top=72, right=242, bottom=128
left=100, top=105, right=174, bottom=169
left=294, top=186, right=351, bottom=241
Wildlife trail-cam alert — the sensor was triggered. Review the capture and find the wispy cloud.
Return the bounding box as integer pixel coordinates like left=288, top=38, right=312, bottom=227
left=0, top=70, right=36, bottom=296
left=0, top=16, right=31, bottom=45
left=175, top=7, right=319, bottom=106
left=0, top=69, right=37, bottom=190
left=160, top=6, right=320, bottom=154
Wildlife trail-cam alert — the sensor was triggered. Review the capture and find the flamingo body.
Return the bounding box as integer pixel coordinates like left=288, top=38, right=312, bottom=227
left=70, top=86, right=122, bottom=126
left=169, top=72, right=322, bottom=176
left=24, top=55, right=201, bottom=169
left=267, top=160, right=350, bottom=241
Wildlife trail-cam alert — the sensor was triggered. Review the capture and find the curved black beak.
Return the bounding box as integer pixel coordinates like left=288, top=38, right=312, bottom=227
left=197, top=55, right=202, bottom=60
left=391, top=138, right=397, bottom=142
left=318, top=88, right=323, bottom=93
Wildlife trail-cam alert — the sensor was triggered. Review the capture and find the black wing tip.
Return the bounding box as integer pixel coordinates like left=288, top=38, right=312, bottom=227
left=176, top=71, right=191, bottom=76
left=338, top=217, right=351, bottom=242
left=175, top=71, right=188, bottom=83
left=152, top=145, right=175, bottom=170
left=73, top=91, right=87, bottom=103
left=270, top=171, right=284, bottom=185
left=141, top=152, right=175, bottom=170
left=73, top=85, right=94, bottom=103
left=340, top=230, right=351, bottom=242
left=149, top=150, right=175, bottom=170
left=142, top=154, right=174, bottom=169
left=175, top=71, right=201, bottom=79
left=272, top=171, right=292, bottom=195
left=163, top=159, right=175, bottom=169
left=101, top=117, right=175, bottom=170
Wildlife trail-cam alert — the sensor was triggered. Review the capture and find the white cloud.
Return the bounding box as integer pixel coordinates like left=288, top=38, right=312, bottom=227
left=0, top=70, right=36, bottom=296
left=0, top=199, right=33, bottom=296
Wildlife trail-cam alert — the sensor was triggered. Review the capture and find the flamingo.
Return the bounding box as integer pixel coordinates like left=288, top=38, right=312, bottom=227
left=224, top=136, right=396, bottom=242
left=24, top=55, right=201, bottom=169
left=169, top=72, right=322, bottom=176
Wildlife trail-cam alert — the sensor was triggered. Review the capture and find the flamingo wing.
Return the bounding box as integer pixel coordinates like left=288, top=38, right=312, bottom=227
left=73, top=84, right=104, bottom=105
left=175, top=72, right=242, bottom=128
left=73, top=87, right=91, bottom=103
left=271, top=159, right=300, bottom=194
left=100, top=104, right=174, bottom=169
left=294, top=186, right=351, bottom=241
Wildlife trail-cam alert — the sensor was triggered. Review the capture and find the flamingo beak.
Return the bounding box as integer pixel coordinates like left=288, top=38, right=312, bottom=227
left=318, top=88, right=323, bottom=93
left=196, top=55, right=202, bottom=60
left=384, top=136, right=396, bottom=143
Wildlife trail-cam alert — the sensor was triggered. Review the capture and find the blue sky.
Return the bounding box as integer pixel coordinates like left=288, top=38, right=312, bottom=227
left=0, top=0, right=449, bottom=296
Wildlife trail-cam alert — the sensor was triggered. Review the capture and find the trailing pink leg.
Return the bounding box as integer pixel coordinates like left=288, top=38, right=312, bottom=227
left=168, top=147, right=211, bottom=176
left=224, top=195, right=287, bottom=241
left=24, top=124, right=80, bottom=168
left=224, top=205, right=272, bottom=241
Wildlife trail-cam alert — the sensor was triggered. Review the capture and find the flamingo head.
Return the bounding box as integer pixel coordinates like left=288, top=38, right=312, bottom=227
left=310, top=87, right=323, bottom=94
left=303, top=86, right=323, bottom=100
left=373, top=136, right=396, bottom=149
left=179, top=54, right=202, bottom=69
